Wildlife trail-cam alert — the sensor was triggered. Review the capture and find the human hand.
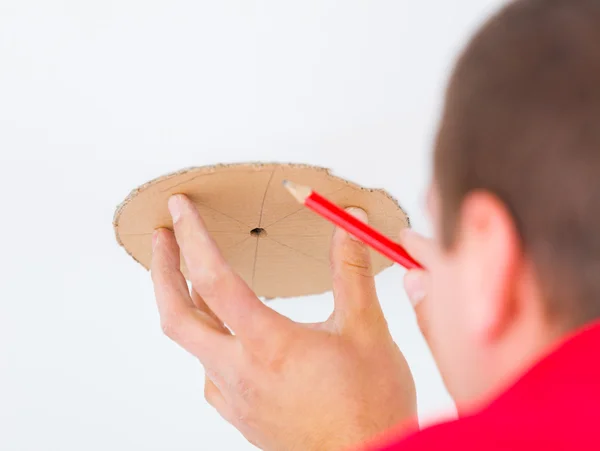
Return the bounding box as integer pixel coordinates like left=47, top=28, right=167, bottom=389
left=150, top=194, right=417, bottom=451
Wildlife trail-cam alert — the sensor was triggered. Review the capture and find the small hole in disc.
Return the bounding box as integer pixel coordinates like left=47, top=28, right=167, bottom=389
left=250, top=227, right=267, bottom=237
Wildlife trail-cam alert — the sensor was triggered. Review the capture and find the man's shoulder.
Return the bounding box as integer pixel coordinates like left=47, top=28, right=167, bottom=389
left=375, top=415, right=501, bottom=451
left=375, top=383, right=600, bottom=451
left=375, top=412, right=578, bottom=451
left=376, top=322, right=600, bottom=451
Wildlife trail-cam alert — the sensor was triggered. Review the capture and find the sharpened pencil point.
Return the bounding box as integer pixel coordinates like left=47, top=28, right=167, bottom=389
left=282, top=179, right=311, bottom=204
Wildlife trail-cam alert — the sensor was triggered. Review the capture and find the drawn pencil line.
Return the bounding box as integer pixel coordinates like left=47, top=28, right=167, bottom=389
left=262, top=206, right=304, bottom=229
left=251, top=236, right=260, bottom=289
left=195, top=202, right=254, bottom=229
left=160, top=174, right=205, bottom=192
left=265, top=236, right=329, bottom=267
left=221, top=236, right=252, bottom=252
left=252, top=168, right=276, bottom=289
left=119, top=230, right=247, bottom=237
left=258, top=169, right=276, bottom=227
left=267, top=234, right=331, bottom=238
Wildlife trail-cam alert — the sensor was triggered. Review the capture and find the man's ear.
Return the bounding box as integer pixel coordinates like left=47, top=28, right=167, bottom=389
left=457, top=191, right=522, bottom=343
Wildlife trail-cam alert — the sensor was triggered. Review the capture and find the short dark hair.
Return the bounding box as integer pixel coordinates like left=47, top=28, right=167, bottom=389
left=435, top=0, right=600, bottom=325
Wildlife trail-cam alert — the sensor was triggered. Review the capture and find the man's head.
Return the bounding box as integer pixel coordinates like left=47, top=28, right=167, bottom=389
left=425, top=0, right=600, bottom=407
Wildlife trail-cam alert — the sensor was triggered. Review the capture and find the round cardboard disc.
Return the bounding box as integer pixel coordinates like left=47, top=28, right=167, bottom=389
left=113, top=163, right=410, bottom=299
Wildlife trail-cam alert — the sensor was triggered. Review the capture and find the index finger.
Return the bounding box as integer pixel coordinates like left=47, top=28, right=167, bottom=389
left=151, top=228, right=234, bottom=367
left=399, top=229, right=436, bottom=268
left=167, top=194, right=291, bottom=344
left=403, top=269, right=430, bottom=343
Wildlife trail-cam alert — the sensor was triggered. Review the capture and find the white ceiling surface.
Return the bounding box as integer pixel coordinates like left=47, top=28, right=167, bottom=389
left=0, top=1, right=504, bottom=450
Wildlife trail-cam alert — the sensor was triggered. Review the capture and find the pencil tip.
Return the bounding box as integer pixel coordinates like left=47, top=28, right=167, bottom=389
left=281, top=180, right=310, bottom=203
left=282, top=179, right=297, bottom=192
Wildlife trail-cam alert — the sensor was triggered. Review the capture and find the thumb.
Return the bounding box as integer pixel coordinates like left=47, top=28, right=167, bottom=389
left=330, top=207, right=381, bottom=324
left=404, top=270, right=429, bottom=341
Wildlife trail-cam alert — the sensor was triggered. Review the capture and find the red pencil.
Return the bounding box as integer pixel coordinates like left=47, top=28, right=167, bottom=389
left=282, top=180, right=423, bottom=270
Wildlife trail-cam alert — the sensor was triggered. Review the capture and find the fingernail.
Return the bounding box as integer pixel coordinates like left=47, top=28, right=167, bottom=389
left=152, top=230, right=160, bottom=251
left=345, top=207, right=368, bottom=241
left=168, top=195, right=183, bottom=223
left=404, top=271, right=426, bottom=307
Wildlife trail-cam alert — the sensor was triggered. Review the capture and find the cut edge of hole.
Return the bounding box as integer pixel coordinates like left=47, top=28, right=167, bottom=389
left=250, top=227, right=267, bottom=238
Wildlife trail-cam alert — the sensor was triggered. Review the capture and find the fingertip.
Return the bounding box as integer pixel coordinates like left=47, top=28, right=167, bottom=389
left=398, top=228, right=435, bottom=269
left=152, top=229, right=165, bottom=258
left=404, top=270, right=426, bottom=308
left=333, top=207, right=367, bottom=243
left=168, top=194, right=189, bottom=223
left=398, top=227, right=422, bottom=255
left=151, top=228, right=180, bottom=268
left=346, top=206, right=368, bottom=223
left=152, top=229, right=161, bottom=251
left=330, top=208, right=375, bottom=288
left=152, top=227, right=174, bottom=248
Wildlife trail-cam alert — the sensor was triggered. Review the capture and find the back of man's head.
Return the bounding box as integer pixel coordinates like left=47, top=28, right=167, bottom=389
left=435, top=0, right=600, bottom=327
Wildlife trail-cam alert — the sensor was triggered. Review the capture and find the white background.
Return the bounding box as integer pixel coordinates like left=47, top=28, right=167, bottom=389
left=0, top=1, right=504, bottom=450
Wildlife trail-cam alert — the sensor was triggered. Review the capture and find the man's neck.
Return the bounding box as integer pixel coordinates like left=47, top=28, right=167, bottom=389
left=464, top=316, right=567, bottom=414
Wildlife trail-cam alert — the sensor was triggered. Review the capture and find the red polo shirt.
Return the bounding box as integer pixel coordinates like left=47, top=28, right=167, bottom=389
left=366, top=320, right=600, bottom=450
